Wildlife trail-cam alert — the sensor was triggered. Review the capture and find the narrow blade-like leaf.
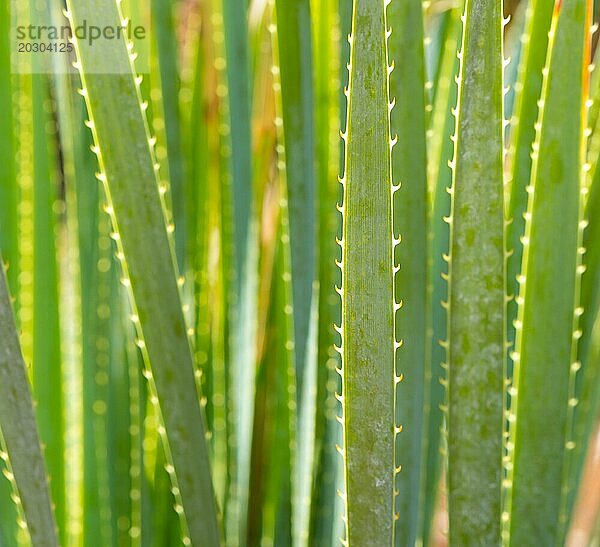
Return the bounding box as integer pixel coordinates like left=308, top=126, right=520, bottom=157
left=64, top=1, right=221, bottom=544
left=0, top=259, right=58, bottom=547
left=506, top=0, right=555, bottom=371
left=507, top=0, right=592, bottom=543
left=340, top=0, right=396, bottom=543
left=388, top=0, right=429, bottom=542
left=447, top=0, right=505, bottom=543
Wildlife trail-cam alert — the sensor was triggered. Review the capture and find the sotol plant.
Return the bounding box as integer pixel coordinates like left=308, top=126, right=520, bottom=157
left=0, top=0, right=599, bottom=545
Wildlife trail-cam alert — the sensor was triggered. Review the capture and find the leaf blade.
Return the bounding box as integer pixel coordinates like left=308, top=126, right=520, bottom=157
left=341, top=0, right=396, bottom=543
left=64, top=1, right=221, bottom=543
left=0, top=259, right=59, bottom=547
left=507, top=0, right=592, bottom=543
left=447, top=0, right=505, bottom=543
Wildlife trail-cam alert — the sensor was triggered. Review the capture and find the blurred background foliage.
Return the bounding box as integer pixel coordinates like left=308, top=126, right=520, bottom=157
left=0, top=0, right=599, bottom=546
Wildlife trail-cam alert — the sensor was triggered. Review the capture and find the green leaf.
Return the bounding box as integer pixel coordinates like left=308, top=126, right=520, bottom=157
left=0, top=0, right=17, bottom=294
left=0, top=258, right=58, bottom=547
left=446, top=0, right=505, bottom=544
left=29, top=71, right=66, bottom=544
left=52, top=65, right=109, bottom=545
left=0, top=0, right=20, bottom=540
left=309, top=0, right=343, bottom=543
left=567, top=66, right=600, bottom=525
left=248, top=213, right=296, bottom=546
left=340, top=0, right=396, bottom=543
left=507, top=0, right=592, bottom=543
left=502, top=0, right=528, bottom=123
left=220, top=1, right=260, bottom=542
left=149, top=0, right=186, bottom=270
left=274, top=0, right=317, bottom=396
left=273, top=1, right=319, bottom=542
left=387, top=0, right=429, bottom=543
left=422, top=4, right=463, bottom=544
left=506, top=0, right=555, bottom=375
left=222, top=0, right=253, bottom=279
left=64, top=1, right=221, bottom=544
left=579, top=60, right=600, bottom=379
